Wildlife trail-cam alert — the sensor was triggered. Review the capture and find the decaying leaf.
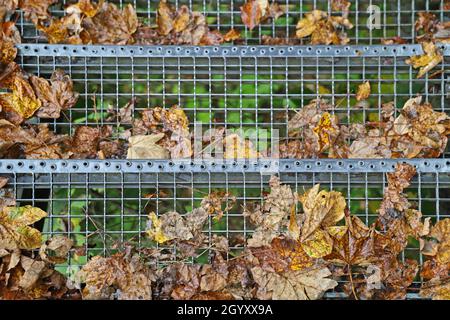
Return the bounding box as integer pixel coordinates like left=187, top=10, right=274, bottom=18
left=146, top=208, right=208, bottom=245
left=356, top=81, right=371, bottom=101
left=244, top=176, right=297, bottom=247
left=78, top=252, right=153, bottom=300
left=126, top=133, right=170, bottom=159
left=200, top=191, right=236, bottom=221
left=0, top=205, right=47, bottom=250
left=295, top=10, right=353, bottom=45
left=406, top=42, right=443, bottom=78
left=39, top=235, right=73, bottom=264
left=70, top=125, right=111, bottom=158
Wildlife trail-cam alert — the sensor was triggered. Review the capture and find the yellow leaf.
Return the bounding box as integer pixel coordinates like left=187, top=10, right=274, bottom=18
left=356, top=81, right=371, bottom=101
left=299, top=184, right=346, bottom=242
left=288, top=205, right=300, bottom=240
left=313, top=112, right=336, bottom=151
left=0, top=205, right=47, bottom=250
left=146, top=212, right=170, bottom=244
left=223, top=134, right=259, bottom=159
left=0, top=76, right=41, bottom=119
left=406, top=42, right=443, bottom=78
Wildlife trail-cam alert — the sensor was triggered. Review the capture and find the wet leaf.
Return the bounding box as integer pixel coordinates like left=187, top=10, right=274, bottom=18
left=0, top=205, right=47, bottom=250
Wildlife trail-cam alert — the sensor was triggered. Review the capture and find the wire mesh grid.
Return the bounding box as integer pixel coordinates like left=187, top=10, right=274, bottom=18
left=1, top=159, right=449, bottom=299
left=16, top=44, right=450, bottom=157
left=14, top=0, right=450, bottom=45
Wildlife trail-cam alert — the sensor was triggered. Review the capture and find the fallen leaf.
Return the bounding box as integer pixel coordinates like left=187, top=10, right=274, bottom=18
left=126, top=133, right=170, bottom=159
left=223, top=29, right=241, bottom=42
left=39, top=235, right=73, bottom=264
left=0, top=205, right=47, bottom=250
left=30, top=69, right=79, bottom=118
left=251, top=265, right=337, bottom=300
left=18, top=0, right=57, bottom=24
left=223, top=134, right=259, bottom=159
left=356, top=81, right=371, bottom=101
left=78, top=252, right=153, bottom=300
left=406, top=42, right=443, bottom=78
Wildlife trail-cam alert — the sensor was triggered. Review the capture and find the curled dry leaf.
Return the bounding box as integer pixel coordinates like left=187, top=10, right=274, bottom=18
left=296, top=10, right=353, bottom=45
left=406, top=42, right=443, bottom=78
left=39, top=235, right=73, bottom=264
left=18, top=0, right=57, bottom=25
left=146, top=208, right=208, bottom=245
left=126, top=133, right=170, bottom=159
left=78, top=252, right=153, bottom=300
left=356, top=81, right=371, bottom=101
left=240, top=0, right=285, bottom=30
left=244, top=176, right=297, bottom=247
left=0, top=205, right=47, bottom=250
left=200, top=191, right=236, bottom=221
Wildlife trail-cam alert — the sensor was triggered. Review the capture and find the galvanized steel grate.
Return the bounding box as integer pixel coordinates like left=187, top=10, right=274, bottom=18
left=1, top=159, right=449, bottom=299
left=14, top=0, right=450, bottom=45
left=16, top=44, right=450, bottom=157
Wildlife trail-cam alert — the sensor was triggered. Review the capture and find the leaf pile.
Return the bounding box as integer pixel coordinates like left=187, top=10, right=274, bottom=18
left=0, top=193, right=77, bottom=299
left=282, top=96, right=450, bottom=159
left=14, top=0, right=239, bottom=45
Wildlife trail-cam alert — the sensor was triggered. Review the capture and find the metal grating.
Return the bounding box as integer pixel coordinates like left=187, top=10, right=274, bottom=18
left=1, top=159, right=449, bottom=299
left=14, top=0, right=450, bottom=45
left=16, top=44, right=450, bottom=157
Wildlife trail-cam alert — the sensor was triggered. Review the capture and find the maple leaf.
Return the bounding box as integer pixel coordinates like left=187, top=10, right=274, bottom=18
left=312, top=112, right=338, bottom=152
left=30, top=69, right=79, bottom=118
left=356, top=81, right=371, bottom=101
left=297, top=184, right=346, bottom=258
left=0, top=72, right=41, bottom=123
left=78, top=252, right=153, bottom=300
left=406, top=42, right=443, bottom=78
left=0, top=205, right=47, bottom=250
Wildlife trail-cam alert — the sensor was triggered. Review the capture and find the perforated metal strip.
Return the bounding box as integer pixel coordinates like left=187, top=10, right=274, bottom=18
left=16, top=44, right=450, bottom=58
left=0, top=159, right=448, bottom=174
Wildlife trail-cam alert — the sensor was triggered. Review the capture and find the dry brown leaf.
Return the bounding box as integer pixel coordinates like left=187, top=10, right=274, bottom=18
left=356, top=81, right=371, bottom=101
left=0, top=205, right=47, bottom=250
left=30, top=69, right=79, bottom=118
left=251, top=265, right=337, bottom=300
left=223, top=29, right=241, bottom=42
left=296, top=10, right=353, bottom=45
left=406, top=42, right=443, bottom=78
left=223, top=134, right=259, bottom=159
left=70, top=125, right=110, bottom=158
left=18, top=0, right=57, bottom=24
left=79, top=252, right=153, bottom=300
left=244, top=176, right=297, bottom=247
left=39, top=235, right=73, bottom=264
left=200, top=191, right=236, bottom=221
